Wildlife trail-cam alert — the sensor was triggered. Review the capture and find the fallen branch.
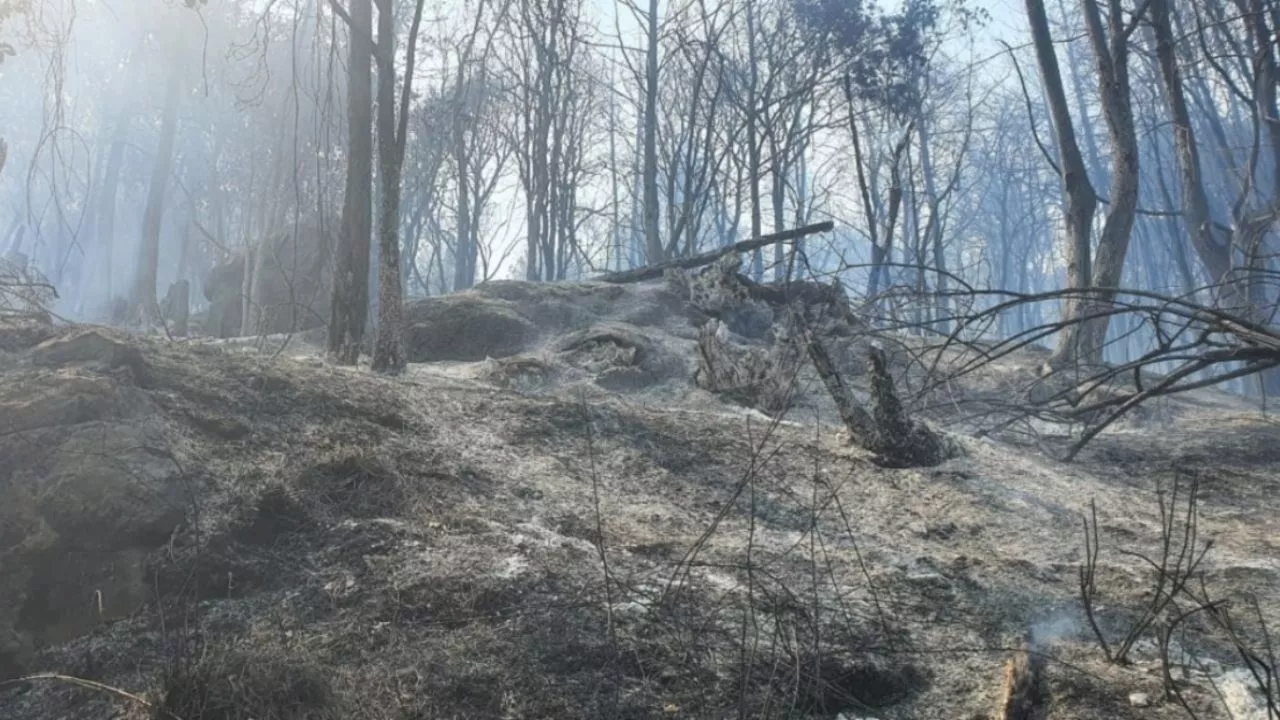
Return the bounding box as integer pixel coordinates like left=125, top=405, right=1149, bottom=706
left=594, top=221, right=835, bottom=284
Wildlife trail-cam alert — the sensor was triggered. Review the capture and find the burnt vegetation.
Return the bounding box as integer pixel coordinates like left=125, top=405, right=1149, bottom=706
left=2, top=0, right=1280, bottom=718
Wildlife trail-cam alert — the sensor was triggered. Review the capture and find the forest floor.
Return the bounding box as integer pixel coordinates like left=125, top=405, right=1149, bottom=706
left=1, top=279, right=1278, bottom=720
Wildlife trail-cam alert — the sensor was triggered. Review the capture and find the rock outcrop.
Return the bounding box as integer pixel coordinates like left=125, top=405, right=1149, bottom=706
left=404, top=294, right=538, bottom=362
left=202, top=223, right=333, bottom=338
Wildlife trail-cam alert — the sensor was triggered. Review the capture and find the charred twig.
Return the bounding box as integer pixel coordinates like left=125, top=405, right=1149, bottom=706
left=1079, top=498, right=1112, bottom=662
left=1077, top=475, right=1214, bottom=668
left=1113, top=475, right=1210, bottom=664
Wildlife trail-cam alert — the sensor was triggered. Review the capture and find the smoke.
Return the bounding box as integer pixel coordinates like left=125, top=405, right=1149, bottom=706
left=1028, top=607, right=1082, bottom=651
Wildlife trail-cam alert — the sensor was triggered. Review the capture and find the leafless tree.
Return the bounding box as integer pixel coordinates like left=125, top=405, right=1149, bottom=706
left=443, top=0, right=511, bottom=291
left=501, top=0, right=600, bottom=281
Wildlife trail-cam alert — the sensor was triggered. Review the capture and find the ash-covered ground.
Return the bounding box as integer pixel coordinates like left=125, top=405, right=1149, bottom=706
left=1, top=278, right=1277, bottom=719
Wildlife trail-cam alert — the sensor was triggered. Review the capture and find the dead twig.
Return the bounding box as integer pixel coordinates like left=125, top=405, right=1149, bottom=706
left=0, top=672, right=185, bottom=720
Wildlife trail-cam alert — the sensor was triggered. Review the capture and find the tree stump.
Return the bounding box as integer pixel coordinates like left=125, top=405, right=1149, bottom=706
left=694, top=319, right=800, bottom=416
left=162, top=279, right=190, bottom=337
left=795, top=308, right=952, bottom=468
left=996, top=638, right=1044, bottom=720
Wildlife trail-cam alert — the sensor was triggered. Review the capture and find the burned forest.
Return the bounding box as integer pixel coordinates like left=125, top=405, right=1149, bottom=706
left=1, top=0, right=1280, bottom=718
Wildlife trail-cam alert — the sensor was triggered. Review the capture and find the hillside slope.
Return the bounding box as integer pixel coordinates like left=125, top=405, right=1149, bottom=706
left=1, top=279, right=1277, bottom=720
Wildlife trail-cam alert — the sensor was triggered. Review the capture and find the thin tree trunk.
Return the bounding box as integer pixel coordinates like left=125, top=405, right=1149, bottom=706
left=917, top=114, right=949, bottom=332
left=1150, top=0, right=1231, bottom=278
left=244, top=117, right=292, bottom=336
left=641, top=0, right=663, bottom=264
left=771, top=151, right=787, bottom=281
left=844, top=82, right=884, bottom=299
left=453, top=116, right=474, bottom=290
left=746, top=0, right=763, bottom=281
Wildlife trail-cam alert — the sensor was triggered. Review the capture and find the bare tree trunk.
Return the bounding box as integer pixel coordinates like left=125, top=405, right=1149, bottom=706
left=244, top=117, right=292, bottom=336
left=917, top=114, right=949, bottom=331
left=1057, top=0, right=1106, bottom=185
left=329, top=0, right=374, bottom=365
left=641, top=0, right=663, bottom=264
left=1071, top=0, right=1142, bottom=366
left=130, top=52, right=183, bottom=326
left=163, top=279, right=190, bottom=337
left=448, top=0, right=502, bottom=291
left=745, top=0, right=764, bottom=281
left=844, top=82, right=885, bottom=299
left=770, top=148, right=787, bottom=280
left=1149, top=1, right=1232, bottom=284
left=452, top=114, right=474, bottom=290
left=1025, top=0, right=1098, bottom=369
left=608, top=69, right=625, bottom=271
left=98, top=107, right=128, bottom=304
left=371, top=0, right=426, bottom=374
left=880, top=127, right=913, bottom=301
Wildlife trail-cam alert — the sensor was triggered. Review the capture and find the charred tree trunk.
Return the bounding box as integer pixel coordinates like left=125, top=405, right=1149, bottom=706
left=793, top=305, right=951, bottom=468
left=130, top=53, right=183, bottom=326
left=641, top=0, right=663, bottom=264
left=370, top=0, right=426, bottom=374
left=162, top=279, right=190, bottom=337
left=97, top=108, right=128, bottom=304
left=329, top=0, right=375, bottom=365
left=1025, top=0, right=1098, bottom=370
left=1072, top=0, right=1142, bottom=367
left=995, top=637, right=1044, bottom=720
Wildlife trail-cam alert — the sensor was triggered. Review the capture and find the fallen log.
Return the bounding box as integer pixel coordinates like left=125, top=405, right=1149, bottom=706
left=594, top=221, right=835, bottom=284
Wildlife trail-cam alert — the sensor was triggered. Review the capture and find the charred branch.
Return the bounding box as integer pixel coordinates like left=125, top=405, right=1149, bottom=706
left=594, top=221, right=834, bottom=285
